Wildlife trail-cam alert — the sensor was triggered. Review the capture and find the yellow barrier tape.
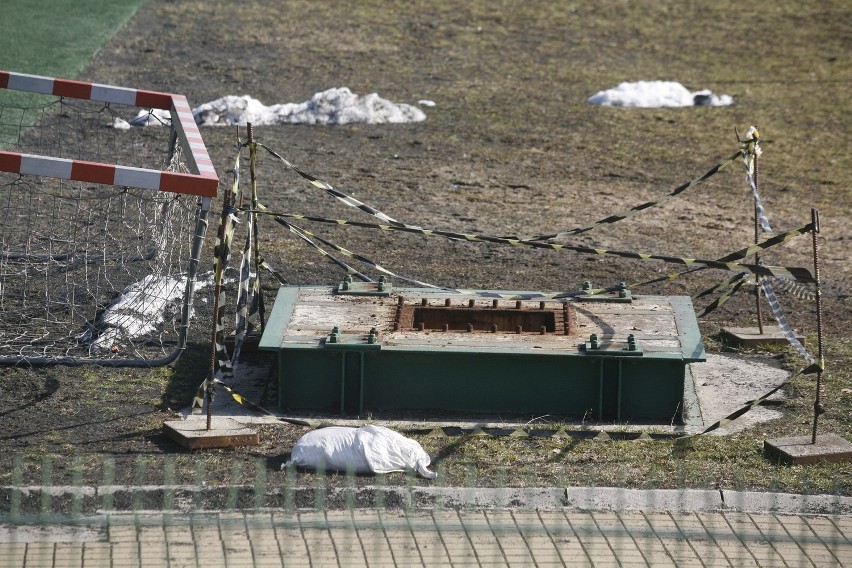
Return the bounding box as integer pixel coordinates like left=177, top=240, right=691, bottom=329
left=250, top=208, right=817, bottom=284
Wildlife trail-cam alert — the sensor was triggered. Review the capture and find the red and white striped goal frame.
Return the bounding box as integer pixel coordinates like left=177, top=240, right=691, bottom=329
left=0, top=70, right=218, bottom=197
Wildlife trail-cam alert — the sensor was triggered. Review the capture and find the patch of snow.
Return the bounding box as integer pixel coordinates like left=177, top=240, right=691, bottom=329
left=128, top=108, right=173, bottom=126
left=77, top=274, right=185, bottom=351
left=77, top=270, right=230, bottom=351
left=418, top=99, right=436, bottom=107
left=193, top=88, right=426, bottom=126
left=588, top=81, right=733, bottom=108
left=111, top=117, right=131, bottom=130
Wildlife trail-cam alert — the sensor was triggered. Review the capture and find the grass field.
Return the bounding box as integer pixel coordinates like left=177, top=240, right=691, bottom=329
left=0, top=0, right=142, bottom=78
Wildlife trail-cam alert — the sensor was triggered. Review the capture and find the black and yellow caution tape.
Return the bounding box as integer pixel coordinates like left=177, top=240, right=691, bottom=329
left=198, top=152, right=242, bottom=416
left=680, top=363, right=821, bottom=439
left=739, top=126, right=773, bottom=233
left=257, top=142, right=406, bottom=227
left=258, top=199, right=457, bottom=290
left=191, top=379, right=209, bottom=415
left=212, top=378, right=312, bottom=427
left=514, top=150, right=744, bottom=242
left=257, top=256, right=288, bottom=285
left=696, top=272, right=748, bottom=299
left=232, top=205, right=259, bottom=370
left=718, top=223, right=815, bottom=263
left=249, top=207, right=817, bottom=283
left=760, top=279, right=816, bottom=364
left=259, top=139, right=743, bottom=245
left=768, top=276, right=815, bottom=301
left=621, top=222, right=815, bottom=296
left=255, top=202, right=373, bottom=282
left=695, top=274, right=749, bottom=318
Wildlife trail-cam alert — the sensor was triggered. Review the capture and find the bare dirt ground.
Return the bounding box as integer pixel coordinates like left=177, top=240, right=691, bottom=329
left=1, top=0, right=850, bottom=497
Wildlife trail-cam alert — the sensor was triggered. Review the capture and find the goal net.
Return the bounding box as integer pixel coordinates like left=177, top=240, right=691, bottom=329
left=0, top=71, right=218, bottom=366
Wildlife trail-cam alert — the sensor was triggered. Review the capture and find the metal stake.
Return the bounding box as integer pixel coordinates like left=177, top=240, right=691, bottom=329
left=752, top=136, right=764, bottom=334
left=247, top=123, right=267, bottom=331
left=810, top=208, right=825, bottom=443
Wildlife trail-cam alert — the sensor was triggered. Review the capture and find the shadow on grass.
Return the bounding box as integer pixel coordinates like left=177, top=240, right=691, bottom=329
left=159, top=340, right=210, bottom=412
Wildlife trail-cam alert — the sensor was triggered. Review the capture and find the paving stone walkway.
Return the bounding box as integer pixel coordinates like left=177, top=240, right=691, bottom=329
left=2, top=507, right=850, bottom=567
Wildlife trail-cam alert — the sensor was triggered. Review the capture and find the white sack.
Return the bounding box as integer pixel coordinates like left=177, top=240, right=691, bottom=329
left=283, top=425, right=437, bottom=479
left=587, top=81, right=733, bottom=107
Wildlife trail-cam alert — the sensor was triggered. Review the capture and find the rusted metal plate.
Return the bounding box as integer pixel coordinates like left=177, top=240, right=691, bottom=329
left=263, top=286, right=701, bottom=360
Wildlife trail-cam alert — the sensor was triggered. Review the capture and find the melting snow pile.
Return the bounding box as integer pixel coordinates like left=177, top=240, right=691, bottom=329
left=115, top=88, right=427, bottom=128
left=77, top=271, right=226, bottom=352
left=588, top=81, right=733, bottom=108
left=77, top=274, right=186, bottom=351
left=194, top=88, right=426, bottom=126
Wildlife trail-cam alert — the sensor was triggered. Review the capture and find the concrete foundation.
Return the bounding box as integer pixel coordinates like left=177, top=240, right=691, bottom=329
left=764, top=433, right=852, bottom=465
left=722, top=326, right=805, bottom=349
left=163, top=417, right=259, bottom=450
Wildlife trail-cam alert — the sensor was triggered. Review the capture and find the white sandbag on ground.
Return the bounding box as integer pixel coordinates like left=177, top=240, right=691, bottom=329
left=588, top=81, right=733, bottom=107
left=283, top=425, right=437, bottom=479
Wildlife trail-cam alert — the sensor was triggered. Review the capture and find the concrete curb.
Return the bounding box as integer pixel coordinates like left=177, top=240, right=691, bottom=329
left=2, top=485, right=851, bottom=516
left=563, top=487, right=852, bottom=515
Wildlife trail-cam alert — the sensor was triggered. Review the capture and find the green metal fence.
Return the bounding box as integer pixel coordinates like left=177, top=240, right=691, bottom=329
left=2, top=454, right=851, bottom=567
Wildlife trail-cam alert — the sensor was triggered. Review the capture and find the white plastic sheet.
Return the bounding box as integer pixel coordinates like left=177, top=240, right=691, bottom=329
left=283, top=425, right=437, bottom=479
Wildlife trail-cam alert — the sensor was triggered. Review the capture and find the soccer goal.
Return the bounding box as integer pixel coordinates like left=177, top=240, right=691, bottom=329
left=0, top=70, right=218, bottom=366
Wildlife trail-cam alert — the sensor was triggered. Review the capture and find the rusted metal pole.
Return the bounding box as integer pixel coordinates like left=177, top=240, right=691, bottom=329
left=247, top=123, right=267, bottom=331
left=810, top=208, right=825, bottom=443
left=753, top=140, right=764, bottom=334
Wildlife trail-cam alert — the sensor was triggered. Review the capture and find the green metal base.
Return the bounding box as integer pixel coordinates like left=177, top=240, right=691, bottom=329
left=259, top=286, right=705, bottom=423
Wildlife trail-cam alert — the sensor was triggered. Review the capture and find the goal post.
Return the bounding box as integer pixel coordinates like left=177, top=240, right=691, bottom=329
left=0, top=70, right=219, bottom=366
left=0, top=70, right=218, bottom=196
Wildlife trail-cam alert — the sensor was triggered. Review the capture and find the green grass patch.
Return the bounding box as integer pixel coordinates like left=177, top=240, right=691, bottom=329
left=0, top=0, right=143, bottom=148
left=0, top=0, right=143, bottom=79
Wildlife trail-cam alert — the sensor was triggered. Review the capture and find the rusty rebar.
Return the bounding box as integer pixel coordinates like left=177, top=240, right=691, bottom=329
left=810, top=208, right=825, bottom=443
left=247, top=123, right=267, bottom=331
left=753, top=140, right=764, bottom=334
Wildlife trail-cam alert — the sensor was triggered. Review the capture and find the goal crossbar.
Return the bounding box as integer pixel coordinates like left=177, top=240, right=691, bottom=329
left=0, top=70, right=218, bottom=197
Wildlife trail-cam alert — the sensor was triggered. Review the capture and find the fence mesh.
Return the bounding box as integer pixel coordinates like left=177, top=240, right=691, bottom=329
left=1, top=455, right=850, bottom=567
